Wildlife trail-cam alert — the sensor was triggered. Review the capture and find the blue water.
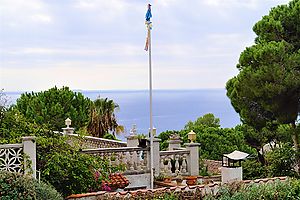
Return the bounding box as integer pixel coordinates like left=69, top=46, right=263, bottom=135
left=5, top=89, right=240, bottom=136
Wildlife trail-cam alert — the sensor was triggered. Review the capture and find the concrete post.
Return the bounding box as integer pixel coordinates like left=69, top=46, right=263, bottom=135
left=22, top=136, right=36, bottom=179
left=168, top=135, right=181, bottom=150
left=185, top=143, right=200, bottom=176
left=127, top=136, right=139, bottom=147
left=221, top=167, right=242, bottom=183
left=153, top=138, right=161, bottom=176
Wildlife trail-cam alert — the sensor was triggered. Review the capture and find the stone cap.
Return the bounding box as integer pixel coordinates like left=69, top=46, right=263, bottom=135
left=224, top=150, right=249, bottom=161
left=22, top=136, right=36, bottom=141
left=184, top=143, right=200, bottom=147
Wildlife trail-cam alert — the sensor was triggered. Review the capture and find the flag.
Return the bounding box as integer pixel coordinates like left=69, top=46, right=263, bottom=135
left=145, top=4, right=152, bottom=22
left=144, top=4, right=152, bottom=51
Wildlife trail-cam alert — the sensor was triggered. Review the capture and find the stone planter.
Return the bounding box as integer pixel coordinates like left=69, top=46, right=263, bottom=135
left=186, top=176, right=197, bottom=186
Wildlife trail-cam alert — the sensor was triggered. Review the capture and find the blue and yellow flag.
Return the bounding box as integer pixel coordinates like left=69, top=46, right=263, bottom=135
left=145, top=4, right=152, bottom=22
left=144, top=4, right=152, bottom=51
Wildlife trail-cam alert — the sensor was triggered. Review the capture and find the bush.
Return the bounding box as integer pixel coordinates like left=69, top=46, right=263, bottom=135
left=242, top=159, right=267, bottom=180
left=39, top=136, right=125, bottom=197
left=35, top=181, right=63, bottom=200
left=204, top=179, right=300, bottom=200
left=0, top=171, right=63, bottom=200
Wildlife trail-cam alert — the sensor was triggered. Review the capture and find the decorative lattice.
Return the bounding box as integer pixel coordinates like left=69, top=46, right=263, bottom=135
left=0, top=147, right=23, bottom=173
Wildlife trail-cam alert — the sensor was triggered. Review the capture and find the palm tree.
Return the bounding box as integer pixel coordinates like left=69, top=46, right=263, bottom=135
left=87, top=97, right=123, bottom=138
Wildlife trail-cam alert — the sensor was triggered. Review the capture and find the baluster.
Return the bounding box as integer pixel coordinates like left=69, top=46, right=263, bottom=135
left=114, top=153, right=120, bottom=166
left=107, top=152, right=112, bottom=166
left=122, top=152, right=127, bottom=170
left=143, top=150, right=148, bottom=170
left=136, top=150, right=141, bottom=171
left=100, top=152, right=104, bottom=160
left=181, top=154, right=187, bottom=173
left=160, top=155, right=165, bottom=174
left=175, top=154, right=180, bottom=174
left=167, top=156, right=172, bottom=176
left=129, top=151, right=134, bottom=170
left=140, top=150, right=145, bottom=170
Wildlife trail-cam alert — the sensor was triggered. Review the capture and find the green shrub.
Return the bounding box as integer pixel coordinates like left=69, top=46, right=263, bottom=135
left=0, top=171, right=63, bottom=200
left=242, top=159, right=267, bottom=180
left=204, top=179, right=300, bottom=200
left=35, top=181, right=63, bottom=200
left=41, top=142, right=124, bottom=197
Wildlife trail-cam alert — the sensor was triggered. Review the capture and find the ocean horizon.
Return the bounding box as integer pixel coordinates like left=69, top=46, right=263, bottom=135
left=4, top=89, right=241, bottom=136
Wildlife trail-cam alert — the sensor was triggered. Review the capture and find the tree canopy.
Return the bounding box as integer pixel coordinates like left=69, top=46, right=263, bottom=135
left=226, top=0, right=300, bottom=170
left=14, top=86, right=92, bottom=131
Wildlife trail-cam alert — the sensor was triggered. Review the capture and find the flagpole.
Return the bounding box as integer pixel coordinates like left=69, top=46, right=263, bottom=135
left=147, top=24, right=154, bottom=189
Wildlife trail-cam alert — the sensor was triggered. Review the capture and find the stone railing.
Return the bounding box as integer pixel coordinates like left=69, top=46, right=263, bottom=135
left=81, top=147, right=150, bottom=174
left=67, top=134, right=127, bottom=149
left=0, top=137, right=36, bottom=178
left=159, top=149, right=190, bottom=177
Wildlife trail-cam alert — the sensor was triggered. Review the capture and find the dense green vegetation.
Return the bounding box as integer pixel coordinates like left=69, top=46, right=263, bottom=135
left=0, top=170, right=63, bottom=200
left=204, top=179, right=300, bottom=200
left=0, top=88, right=124, bottom=197
left=226, top=0, right=300, bottom=171
left=0, top=1, right=300, bottom=198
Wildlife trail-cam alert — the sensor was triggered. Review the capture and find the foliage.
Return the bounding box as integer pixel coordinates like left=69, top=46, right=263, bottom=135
left=158, top=114, right=254, bottom=160
left=0, top=171, right=63, bottom=200
left=103, top=133, right=117, bottom=140
left=87, top=97, right=123, bottom=138
left=185, top=113, right=220, bottom=130
left=157, top=130, right=179, bottom=151
left=14, top=86, right=92, bottom=131
left=242, top=159, right=267, bottom=180
left=226, top=0, right=300, bottom=170
left=35, top=181, right=64, bottom=200
left=0, top=108, right=49, bottom=144
left=37, top=135, right=124, bottom=197
left=0, top=89, right=10, bottom=125
left=265, top=143, right=298, bottom=177
left=204, top=179, right=300, bottom=200
left=182, top=115, right=254, bottom=160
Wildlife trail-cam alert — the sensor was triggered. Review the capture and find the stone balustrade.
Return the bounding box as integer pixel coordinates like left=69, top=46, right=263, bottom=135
left=67, top=134, right=127, bottom=149
left=159, top=150, right=190, bottom=177
left=81, top=147, right=150, bottom=174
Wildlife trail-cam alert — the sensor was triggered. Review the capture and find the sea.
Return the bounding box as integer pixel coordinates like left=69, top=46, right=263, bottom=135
left=5, top=89, right=240, bottom=137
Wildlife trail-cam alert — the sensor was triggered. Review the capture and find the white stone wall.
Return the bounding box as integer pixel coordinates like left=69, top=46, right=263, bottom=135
left=221, top=167, right=242, bottom=183
left=125, top=173, right=151, bottom=189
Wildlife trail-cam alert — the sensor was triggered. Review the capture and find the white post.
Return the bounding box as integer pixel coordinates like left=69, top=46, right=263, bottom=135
left=22, top=136, right=36, bottom=179
left=153, top=138, right=161, bottom=176
left=185, top=143, right=200, bottom=176
left=147, top=22, right=154, bottom=189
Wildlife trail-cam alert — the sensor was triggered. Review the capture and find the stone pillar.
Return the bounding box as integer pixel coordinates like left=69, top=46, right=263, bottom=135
left=221, top=167, right=242, bottom=183
left=168, top=135, right=181, bottom=150
left=22, top=136, right=36, bottom=179
left=62, top=127, right=74, bottom=135
left=185, top=143, right=200, bottom=176
left=127, top=136, right=139, bottom=147
left=153, top=138, right=161, bottom=176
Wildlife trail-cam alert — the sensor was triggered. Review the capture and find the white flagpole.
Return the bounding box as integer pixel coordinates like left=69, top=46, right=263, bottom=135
left=147, top=23, right=154, bottom=189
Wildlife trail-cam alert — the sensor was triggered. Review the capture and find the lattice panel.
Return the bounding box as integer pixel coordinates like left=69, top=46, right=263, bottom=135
left=0, top=148, right=23, bottom=173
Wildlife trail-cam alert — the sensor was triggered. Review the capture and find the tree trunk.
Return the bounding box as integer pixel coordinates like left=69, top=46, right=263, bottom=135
left=291, top=123, right=300, bottom=174
left=256, top=148, right=266, bottom=165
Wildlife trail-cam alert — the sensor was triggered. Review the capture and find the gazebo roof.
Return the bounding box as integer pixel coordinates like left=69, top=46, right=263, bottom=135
left=224, top=150, right=249, bottom=161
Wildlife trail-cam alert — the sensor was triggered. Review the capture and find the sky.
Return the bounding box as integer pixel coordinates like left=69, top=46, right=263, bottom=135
left=0, top=0, right=291, bottom=92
